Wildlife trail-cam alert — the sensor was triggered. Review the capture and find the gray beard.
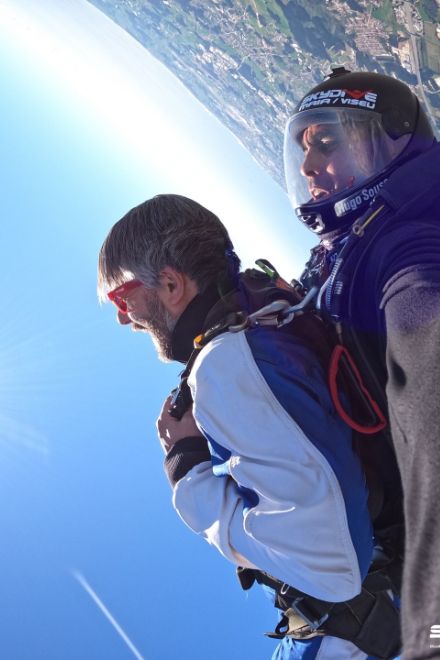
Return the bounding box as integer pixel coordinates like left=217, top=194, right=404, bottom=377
left=133, top=292, right=176, bottom=363
left=149, top=307, right=176, bottom=363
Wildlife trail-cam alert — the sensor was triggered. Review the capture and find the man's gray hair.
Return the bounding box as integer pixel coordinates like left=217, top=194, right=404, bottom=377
left=97, top=194, right=240, bottom=300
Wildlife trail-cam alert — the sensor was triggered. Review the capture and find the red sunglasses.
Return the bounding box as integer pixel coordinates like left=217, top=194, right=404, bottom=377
left=107, top=280, right=143, bottom=314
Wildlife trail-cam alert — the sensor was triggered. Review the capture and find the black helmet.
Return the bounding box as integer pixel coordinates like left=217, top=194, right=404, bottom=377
left=284, top=67, right=436, bottom=234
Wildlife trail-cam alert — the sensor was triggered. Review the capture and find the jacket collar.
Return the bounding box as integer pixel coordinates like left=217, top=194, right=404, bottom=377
left=378, top=141, right=439, bottom=215
left=170, top=284, right=223, bottom=364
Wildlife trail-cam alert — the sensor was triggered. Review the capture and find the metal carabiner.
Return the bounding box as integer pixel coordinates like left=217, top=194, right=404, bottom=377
left=247, top=299, right=293, bottom=327
left=277, top=286, right=319, bottom=327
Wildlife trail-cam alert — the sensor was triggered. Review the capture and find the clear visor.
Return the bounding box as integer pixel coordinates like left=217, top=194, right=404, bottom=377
left=283, top=107, right=410, bottom=208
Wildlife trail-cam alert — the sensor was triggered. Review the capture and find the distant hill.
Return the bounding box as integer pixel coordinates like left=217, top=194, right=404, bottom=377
left=87, top=0, right=440, bottom=188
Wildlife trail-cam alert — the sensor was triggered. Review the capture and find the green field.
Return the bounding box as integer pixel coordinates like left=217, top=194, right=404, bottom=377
left=372, top=0, right=401, bottom=30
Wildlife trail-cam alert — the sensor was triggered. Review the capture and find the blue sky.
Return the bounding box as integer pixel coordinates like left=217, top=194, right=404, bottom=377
left=0, top=1, right=315, bottom=658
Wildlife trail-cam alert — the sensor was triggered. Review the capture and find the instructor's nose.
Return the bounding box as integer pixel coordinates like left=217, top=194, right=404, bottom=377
left=300, top=147, right=324, bottom=177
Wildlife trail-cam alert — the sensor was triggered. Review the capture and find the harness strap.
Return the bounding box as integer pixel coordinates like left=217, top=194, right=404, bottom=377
left=170, top=287, right=389, bottom=438
left=169, top=311, right=248, bottom=419
left=237, top=567, right=401, bottom=659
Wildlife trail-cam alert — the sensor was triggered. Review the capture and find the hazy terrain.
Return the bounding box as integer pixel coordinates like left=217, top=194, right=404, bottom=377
left=87, top=0, right=440, bottom=187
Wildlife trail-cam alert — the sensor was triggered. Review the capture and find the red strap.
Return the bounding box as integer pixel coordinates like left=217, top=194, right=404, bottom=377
left=328, top=344, right=387, bottom=435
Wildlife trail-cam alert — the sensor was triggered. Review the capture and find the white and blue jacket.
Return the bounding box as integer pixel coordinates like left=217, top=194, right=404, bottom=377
left=165, top=314, right=374, bottom=659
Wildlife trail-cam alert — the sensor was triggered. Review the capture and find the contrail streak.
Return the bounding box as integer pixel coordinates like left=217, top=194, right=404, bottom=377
left=73, top=570, right=146, bottom=660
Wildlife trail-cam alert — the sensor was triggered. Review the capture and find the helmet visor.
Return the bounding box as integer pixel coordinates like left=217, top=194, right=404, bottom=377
left=284, top=107, right=409, bottom=210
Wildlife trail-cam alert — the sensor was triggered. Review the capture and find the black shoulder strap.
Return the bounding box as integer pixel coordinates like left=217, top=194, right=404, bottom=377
left=167, top=269, right=305, bottom=420
left=168, top=309, right=247, bottom=420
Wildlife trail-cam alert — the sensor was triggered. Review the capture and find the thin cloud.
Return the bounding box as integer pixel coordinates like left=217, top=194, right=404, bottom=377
left=73, top=570, right=146, bottom=660
left=0, top=413, right=49, bottom=456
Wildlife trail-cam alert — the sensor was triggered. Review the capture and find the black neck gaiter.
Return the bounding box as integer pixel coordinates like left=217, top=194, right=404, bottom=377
left=170, top=284, right=223, bottom=364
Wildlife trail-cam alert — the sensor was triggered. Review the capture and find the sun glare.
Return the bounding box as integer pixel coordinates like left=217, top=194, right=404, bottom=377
left=0, top=0, right=301, bottom=278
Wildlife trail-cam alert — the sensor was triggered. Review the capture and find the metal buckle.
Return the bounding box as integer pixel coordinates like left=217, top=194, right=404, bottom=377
left=290, top=597, right=329, bottom=633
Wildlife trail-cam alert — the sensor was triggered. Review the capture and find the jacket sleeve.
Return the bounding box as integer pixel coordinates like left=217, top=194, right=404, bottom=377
left=379, top=229, right=440, bottom=652
left=379, top=225, right=440, bottom=455
left=382, top=261, right=440, bottom=514
left=170, top=331, right=365, bottom=602
left=382, top=264, right=440, bottom=446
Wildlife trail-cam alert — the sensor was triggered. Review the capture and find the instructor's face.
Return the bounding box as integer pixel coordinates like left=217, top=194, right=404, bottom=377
left=300, top=124, right=366, bottom=200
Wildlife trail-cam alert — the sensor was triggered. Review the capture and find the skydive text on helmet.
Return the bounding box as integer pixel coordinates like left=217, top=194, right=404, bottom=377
left=334, top=179, right=387, bottom=216
left=299, top=89, right=377, bottom=111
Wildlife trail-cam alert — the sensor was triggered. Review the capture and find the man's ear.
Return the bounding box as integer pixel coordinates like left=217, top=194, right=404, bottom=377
left=157, top=267, right=198, bottom=317
left=158, top=267, right=185, bottom=304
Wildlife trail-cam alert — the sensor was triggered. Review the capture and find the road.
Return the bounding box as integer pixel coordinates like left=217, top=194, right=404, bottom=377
left=403, top=0, right=438, bottom=134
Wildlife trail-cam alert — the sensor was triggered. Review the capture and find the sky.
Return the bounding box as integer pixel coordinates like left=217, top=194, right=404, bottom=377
left=0, top=1, right=315, bottom=659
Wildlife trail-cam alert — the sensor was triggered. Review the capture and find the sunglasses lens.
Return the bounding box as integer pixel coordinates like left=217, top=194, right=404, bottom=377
left=108, top=280, right=142, bottom=314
